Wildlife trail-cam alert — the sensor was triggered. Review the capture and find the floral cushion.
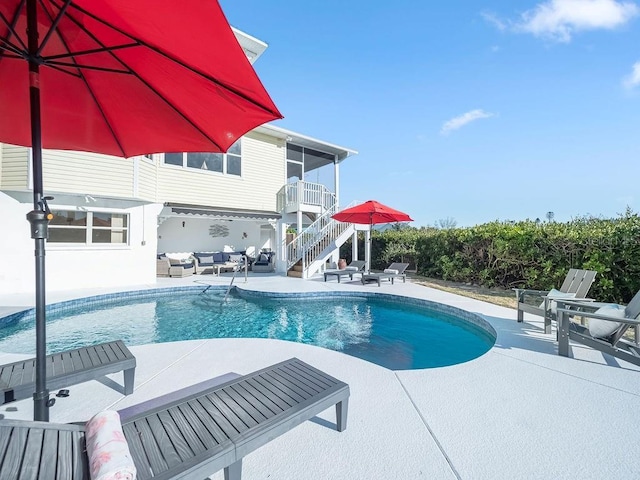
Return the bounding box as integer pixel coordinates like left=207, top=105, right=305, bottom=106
left=85, top=410, right=136, bottom=480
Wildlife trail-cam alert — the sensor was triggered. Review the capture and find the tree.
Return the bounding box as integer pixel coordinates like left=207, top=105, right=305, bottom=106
left=435, top=217, right=457, bottom=229
left=545, top=211, right=555, bottom=222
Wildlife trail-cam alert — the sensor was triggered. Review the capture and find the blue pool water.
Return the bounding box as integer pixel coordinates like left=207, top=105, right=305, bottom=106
left=0, top=289, right=495, bottom=370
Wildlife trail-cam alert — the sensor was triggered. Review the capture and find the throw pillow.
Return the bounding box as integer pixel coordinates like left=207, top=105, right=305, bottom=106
left=538, top=288, right=576, bottom=314
left=199, top=255, right=214, bottom=264
left=213, top=252, right=224, bottom=263
left=588, top=304, right=626, bottom=339
left=384, top=268, right=399, bottom=275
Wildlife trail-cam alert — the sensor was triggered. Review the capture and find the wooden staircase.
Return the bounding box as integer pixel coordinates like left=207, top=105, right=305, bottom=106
left=287, top=260, right=304, bottom=278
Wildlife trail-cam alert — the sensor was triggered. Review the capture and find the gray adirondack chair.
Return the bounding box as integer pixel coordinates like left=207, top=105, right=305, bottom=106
left=514, top=268, right=597, bottom=334
left=556, top=290, right=640, bottom=367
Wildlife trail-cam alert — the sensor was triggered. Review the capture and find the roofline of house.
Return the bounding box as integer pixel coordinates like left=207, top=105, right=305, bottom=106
left=254, top=124, right=358, bottom=162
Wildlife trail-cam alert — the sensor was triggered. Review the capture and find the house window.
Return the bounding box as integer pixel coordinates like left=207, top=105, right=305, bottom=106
left=286, top=143, right=335, bottom=183
left=163, top=139, right=241, bottom=176
left=48, top=210, right=129, bottom=245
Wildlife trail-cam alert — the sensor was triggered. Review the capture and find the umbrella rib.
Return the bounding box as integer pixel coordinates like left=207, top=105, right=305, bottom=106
left=0, top=0, right=28, bottom=57
left=46, top=0, right=227, bottom=153
left=36, top=0, right=71, bottom=57
left=26, top=1, right=125, bottom=155
left=66, top=1, right=282, bottom=118
left=46, top=60, right=131, bottom=74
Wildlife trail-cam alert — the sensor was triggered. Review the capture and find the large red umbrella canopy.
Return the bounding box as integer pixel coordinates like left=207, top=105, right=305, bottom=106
left=332, top=200, right=413, bottom=225
left=0, top=0, right=282, bottom=156
left=0, top=0, right=282, bottom=422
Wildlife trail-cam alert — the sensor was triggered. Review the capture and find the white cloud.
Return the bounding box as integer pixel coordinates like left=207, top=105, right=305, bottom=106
left=486, top=0, right=639, bottom=42
left=623, top=61, right=640, bottom=88
left=440, top=110, right=494, bottom=135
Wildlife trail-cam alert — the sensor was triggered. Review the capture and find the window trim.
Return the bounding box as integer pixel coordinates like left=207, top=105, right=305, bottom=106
left=161, top=140, right=242, bottom=177
left=48, top=209, right=130, bottom=247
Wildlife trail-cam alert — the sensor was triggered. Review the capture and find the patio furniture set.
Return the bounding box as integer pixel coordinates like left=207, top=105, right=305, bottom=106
left=157, top=250, right=274, bottom=278
left=514, top=268, right=640, bottom=368
left=324, top=261, right=410, bottom=286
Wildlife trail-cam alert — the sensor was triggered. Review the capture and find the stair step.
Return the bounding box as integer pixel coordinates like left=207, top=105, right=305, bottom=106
left=292, top=265, right=303, bottom=272
left=287, top=270, right=303, bottom=278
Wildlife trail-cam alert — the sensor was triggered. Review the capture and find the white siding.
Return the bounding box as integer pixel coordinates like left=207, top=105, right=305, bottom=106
left=157, top=132, right=285, bottom=211
left=42, top=149, right=135, bottom=197
left=136, top=158, right=158, bottom=201
left=0, top=144, right=29, bottom=190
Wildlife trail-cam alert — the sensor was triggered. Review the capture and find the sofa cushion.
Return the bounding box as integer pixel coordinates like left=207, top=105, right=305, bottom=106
left=197, top=255, right=214, bottom=265
left=213, top=252, right=225, bottom=263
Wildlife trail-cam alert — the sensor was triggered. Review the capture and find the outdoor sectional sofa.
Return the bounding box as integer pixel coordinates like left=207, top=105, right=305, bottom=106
left=192, top=251, right=247, bottom=275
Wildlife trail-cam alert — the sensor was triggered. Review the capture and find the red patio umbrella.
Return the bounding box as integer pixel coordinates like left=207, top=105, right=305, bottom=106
left=332, top=200, right=413, bottom=271
left=0, top=0, right=282, bottom=420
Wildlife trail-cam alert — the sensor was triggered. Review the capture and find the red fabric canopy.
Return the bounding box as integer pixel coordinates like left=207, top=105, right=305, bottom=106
left=332, top=200, right=413, bottom=225
left=0, top=0, right=283, bottom=157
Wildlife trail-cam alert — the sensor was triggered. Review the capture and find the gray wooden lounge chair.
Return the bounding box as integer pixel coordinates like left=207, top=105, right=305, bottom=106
left=324, top=260, right=366, bottom=282
left=0, top=357, right=349, bottom=480
left=556, top=290, right=640, bottom=367
left=1, top=340, right=136, bottom=404
left=361, top=262, right=410, bottom=286
left=514, top=268, right=597, bottom=334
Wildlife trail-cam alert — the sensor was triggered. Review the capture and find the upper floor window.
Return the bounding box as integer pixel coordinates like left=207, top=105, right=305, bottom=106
left=286, top=143, right=335, bottom=183
left=48, top=210, right=129, bottom=245
left=163, top=140, right=241, bottom=176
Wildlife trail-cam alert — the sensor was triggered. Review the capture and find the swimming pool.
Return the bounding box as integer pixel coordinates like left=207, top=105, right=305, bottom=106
left=0, top=287, right=495, bottom=370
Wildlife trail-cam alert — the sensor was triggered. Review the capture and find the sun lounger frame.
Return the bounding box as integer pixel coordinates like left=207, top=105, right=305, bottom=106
left=1, top=340, right=136, bottom=404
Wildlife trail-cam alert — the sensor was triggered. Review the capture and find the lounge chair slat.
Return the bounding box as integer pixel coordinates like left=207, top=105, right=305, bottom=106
left=78, top=347, right=93, bottom=368
left=165, top=406, right=208, bottom=455
left=216, top=388, right=263, bottom=425
left=288, top=360, right=335, bottom=389
left=146, top=412, right=184, bottom=468
left=250, top=375, right=296, bottom=407
left=278, top=364, right=324, bottom=394
left=132, top=417, right=170, bottom=476
left=193, top=396, right=242, bottom=438
left=222, top=385, right=270, bottom=422
left=1, top=425, right=27, bottom=478
left=268, top=369, right=316, bottom=398
left=36, top=428, right=58, bottom=480
left=244, top=377, right=290, bottom=411
left=201, top=392, right=250, bottom=433
left=181, top=400, right=230, bottom=445
left=0, top=358, right=349, bottom=480
left=122, top=422, right=153, bottom=480
left=261, top=371, right=308, bottom=403
left=19, top=427, right=44, bottom=480
left=231, top=381, right=282, bottom=416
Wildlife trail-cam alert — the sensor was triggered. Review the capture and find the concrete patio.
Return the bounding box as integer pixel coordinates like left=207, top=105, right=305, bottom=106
left=1, top=273, right=638, bottom=479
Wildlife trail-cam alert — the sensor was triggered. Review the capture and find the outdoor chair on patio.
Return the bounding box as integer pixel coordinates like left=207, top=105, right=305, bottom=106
left=514, top=268, right=597, bottom=334
left=0, top=357, right=349, bottom=480
left=324, top=260, right=366, bottom=282
left=361, top=262, right=410, bottom=287
left=556, top=290, right=640, bottom=367
left=1, top=340, right=136, bottom=405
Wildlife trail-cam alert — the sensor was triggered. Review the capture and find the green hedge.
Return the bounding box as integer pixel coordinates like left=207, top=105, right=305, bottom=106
left=366, top=210, right=640, bottom=304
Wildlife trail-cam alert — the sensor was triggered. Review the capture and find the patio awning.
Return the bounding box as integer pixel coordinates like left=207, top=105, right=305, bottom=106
left=166, top=203, right=281, bottom=221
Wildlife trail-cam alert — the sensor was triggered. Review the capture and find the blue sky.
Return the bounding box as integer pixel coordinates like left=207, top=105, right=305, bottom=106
left=220, top=0, right=640, bottom=228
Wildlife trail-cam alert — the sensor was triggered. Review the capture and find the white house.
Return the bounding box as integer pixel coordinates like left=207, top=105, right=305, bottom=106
left=0, top=29, right=358, bottom=294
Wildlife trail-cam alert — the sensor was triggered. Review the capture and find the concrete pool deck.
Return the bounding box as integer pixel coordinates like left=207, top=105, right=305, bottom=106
left=1, top=273, right=639, bottom=479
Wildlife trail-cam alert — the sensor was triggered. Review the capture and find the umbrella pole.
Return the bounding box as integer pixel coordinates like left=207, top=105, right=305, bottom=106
left=26, top=0, right=51, bottom=422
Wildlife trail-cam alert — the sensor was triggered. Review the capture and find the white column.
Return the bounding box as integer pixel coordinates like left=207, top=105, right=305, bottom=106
left=333, top=159, right=340, bottom=208
left=352, top=230, right=359, bottom=261
left=365, top=228, right=371, bottom=273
